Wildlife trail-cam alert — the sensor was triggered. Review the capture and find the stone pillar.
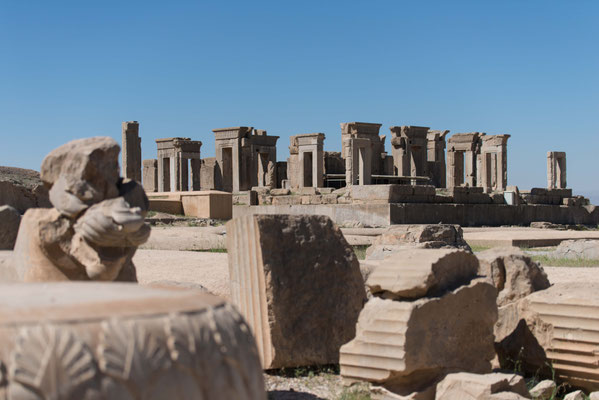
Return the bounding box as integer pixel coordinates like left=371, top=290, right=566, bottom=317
left=121, top=121, right=142, bottom=182
left=190, top=158, right=202, bottom=190
left=142, top=159, right=158, bottom=192
left=179, top=155, right=188, bottom=191
left=547, top=152, right=567, bottom=189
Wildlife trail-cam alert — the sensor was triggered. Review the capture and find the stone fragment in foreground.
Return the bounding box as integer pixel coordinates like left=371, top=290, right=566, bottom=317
left=0, top=205, right=21, bottom=250
left=0, top=282, right=265, bottom=399
left=435, top=372, right=530, bottom=400
left=340, top=281, right=497, bottom=396
left=367, top=248, right=479, bottom=299
left=528, top=380, right=556, bottom=400
left=525, top=282, right=599, bottom=392
left=477, top=247, right=550, bottom=307
left=365, top=224, right=471, bottom=260
left=226, top=214, right=366, bottom=369
left=564, top=390, right=586, bottom=400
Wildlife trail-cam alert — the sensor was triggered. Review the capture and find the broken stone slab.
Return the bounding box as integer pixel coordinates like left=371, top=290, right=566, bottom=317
left=365, top=224, right=471, bottom=260
left=554, top=239, right=599, bottom=260
left=0, top=205, right=21, bottom=250
left=564, top=390, right=586, bottom=400
left=525, top=282, right=599, bottom=392
left=434, top=372, right=530, bottom=400
left=477, top=247, right=550, bottom=307
left=367, top=248, right=479, bottom=299
left=528, top=380, right=556, bottom=399
left=226, top=214, right=366, bottom=369
left=340, top=280, right=498, bottom=397
left=0, top=282, right=266, bottom=399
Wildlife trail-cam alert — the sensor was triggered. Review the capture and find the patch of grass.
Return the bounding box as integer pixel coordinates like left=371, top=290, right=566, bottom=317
left=189, top=248, right=228, bottom=253
left=530, top=255, right=599, bottom=267
left=146, top=211, right=157, bottom=218
left=268, top=364, right=339, bottom=378
left=470, top=244, right=492, bottom=253
left=352, top=245, right=369, bottom=260
left=337, top=384, right=372, bottom=400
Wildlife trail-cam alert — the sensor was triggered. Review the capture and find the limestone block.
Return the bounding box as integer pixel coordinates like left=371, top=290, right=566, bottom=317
left=367, top=249, right=479, bottom=299
left=365, top=224, right=471, bottom=260
left=525, top=282, right=599, bottom=392
left=181, top=191, right=232, bottom=219
left=340, top=281, right=498, bottom=396
left=435, top=372, right=530, bottom=400
left=564, top=390, right=586, bottom=400
left=322, top=193, right=338, bottom=204
left=477, top=247, right=550, bottom=307
left=0, top=205, right=21, bottom=250
left=528, top=380, right=555, bottom=399
left=298, top=187, right=317, bottom=195
left=554, top=239, right=599, bottom=260
left=226, top=214, right=366, bottom=369
left=270, top=188, right=290, bottom=196
left=0, top=282, right=265, bottom=400
left=271, top=195, right=301, bottom=206
left=148, top=199, right=183, bottom=215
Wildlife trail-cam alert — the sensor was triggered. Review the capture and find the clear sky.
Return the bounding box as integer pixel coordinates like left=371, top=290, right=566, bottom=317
left=1, top=1, right=597, bottom=202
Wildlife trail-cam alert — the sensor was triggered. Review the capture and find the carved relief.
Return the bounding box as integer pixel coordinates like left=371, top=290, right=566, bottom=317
left=9, top=325, right=97, bottom=399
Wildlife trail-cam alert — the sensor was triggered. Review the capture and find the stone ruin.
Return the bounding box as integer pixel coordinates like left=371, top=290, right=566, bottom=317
left=287, top=133, right=325, bottom=189
left=11, top=137, right=151, bottom=282
left=121, top=121, right=141, bottom=183
left=547, top=151, right=567, bottom=189
left=0, top=283, right=265, bottom=399
left=0, top=136, right=269, bottom=399
left=155, top=137, right=202, bottom=192
left=340, top=248, right=499, bottom=397
left=226, top=214, right=365, bottom=369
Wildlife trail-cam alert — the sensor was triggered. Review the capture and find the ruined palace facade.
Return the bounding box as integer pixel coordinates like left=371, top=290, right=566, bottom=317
left=139, top=121, right=515, bottom=193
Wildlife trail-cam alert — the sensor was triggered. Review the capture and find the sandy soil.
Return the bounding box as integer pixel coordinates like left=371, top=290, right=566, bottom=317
left=134, top=249, right=230, bottom=298
left=140, top=226, right=226, bottom=251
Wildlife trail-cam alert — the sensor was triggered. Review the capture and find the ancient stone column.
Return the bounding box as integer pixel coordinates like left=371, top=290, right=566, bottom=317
left=121, top=121, right=142, bottom=182
left=226, top=215, right=366, bottom=369
left=547, top=151, right=567, bottom=189
left=142, top=159, right=158, bottom=192
left=0, top=282, right=266, bottom=399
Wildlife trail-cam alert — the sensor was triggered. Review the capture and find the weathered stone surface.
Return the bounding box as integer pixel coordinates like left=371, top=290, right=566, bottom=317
left=477, top=247, right=550, bottom=307
left=12, top=138, right=150, bottom=282
left=0, top=167, right=51, bottom=213
left=589, top=391, right=599, bottom=400
left=340, top=280, right=497, bottom=396
left=0, top=282, right=266, bottom=399
left=367, top=249, right=479, bottom=299
left=0, top=205, right=21, bottom=250
left=564, top=390, right=586, bottom=400
left=226, top=214, right=366, bottom=369
left=528, top=380, right=555, bottom=399
left=366, top=224, right=471, bottom=260
left=434, top=372, right=530, bottom=400
left=525, top=282, right=599, bottom=392
left=41, top=137, right=121, bottom=217
left=554, top=239, right=599, bottom=259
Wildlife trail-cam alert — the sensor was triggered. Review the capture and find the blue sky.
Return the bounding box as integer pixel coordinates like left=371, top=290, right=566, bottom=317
left=1, top=1, right=597, bottom=202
